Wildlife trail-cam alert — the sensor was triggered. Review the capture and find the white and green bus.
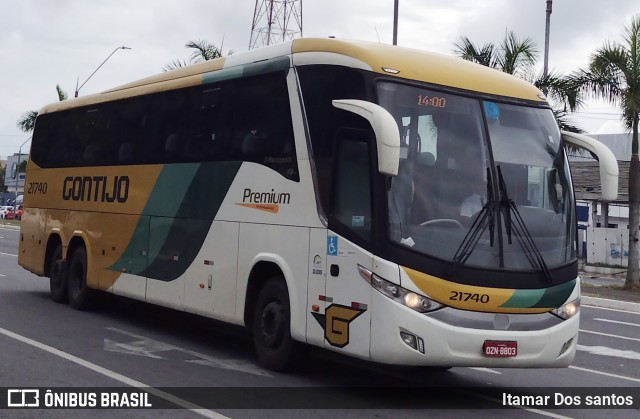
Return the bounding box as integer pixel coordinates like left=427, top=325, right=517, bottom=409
left=19, top=38, right=618, bottom=370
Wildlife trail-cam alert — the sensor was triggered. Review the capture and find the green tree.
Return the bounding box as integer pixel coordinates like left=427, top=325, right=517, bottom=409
left=455, top=31, right=537, bottom=78
left=454, top=31, right=582, bottom=132
left=16, top=84, right=68, bottom=133
left=163, top=39, right=232, bottom=72
left=573, top=15, right=640, bottom=289
left=16, top=110, right=38, bottom=133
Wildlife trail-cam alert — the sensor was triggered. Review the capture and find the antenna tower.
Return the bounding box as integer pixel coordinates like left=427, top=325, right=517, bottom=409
left=249, top=0, right=302, bottom=50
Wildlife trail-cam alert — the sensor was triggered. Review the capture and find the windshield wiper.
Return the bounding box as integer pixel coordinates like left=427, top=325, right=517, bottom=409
left=450, top=168, right=496, bottom=275
left=497, top=166, right=552, bottom=284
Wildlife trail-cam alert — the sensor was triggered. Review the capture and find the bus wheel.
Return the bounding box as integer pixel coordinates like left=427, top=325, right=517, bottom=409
left=49, top=244, right=67, bottom=303
left=67, top=246, right=94, bottom=311
left=252, top=277, right=296, bottom=371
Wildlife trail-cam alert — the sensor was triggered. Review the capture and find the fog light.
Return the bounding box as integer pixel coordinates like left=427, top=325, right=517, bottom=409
left=400, top=331, right=425, bottom=354
left=400, top=331, right=417, bottom=349
left=559, top=337, right=574, bottom=356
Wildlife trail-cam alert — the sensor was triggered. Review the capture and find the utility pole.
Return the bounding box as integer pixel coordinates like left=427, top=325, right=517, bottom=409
left=75, top=46, right=131, bottom=98
left=393, top=0, right=399, bottom=45
left=543, top=0, right=552, bottom=77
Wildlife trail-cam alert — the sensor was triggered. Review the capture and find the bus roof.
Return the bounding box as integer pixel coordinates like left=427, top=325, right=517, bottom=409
left=292, top=38, right=546, bottom=102
left=38, top=37, right=546, bottom=115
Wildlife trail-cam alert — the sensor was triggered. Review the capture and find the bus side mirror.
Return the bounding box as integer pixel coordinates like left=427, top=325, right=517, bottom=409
left=332, top=99, right=400, bottom=176
left=561, top=131, right=619, bottom=201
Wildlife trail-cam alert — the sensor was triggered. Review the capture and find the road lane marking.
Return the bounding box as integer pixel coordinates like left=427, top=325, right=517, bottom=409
left=0, top=252, right=17, bottom=257
left=577, top=344, right=640, bottom=361
left=106, top=327, right=272, bottom=377
left=0, top=326, right=229, bottom=418
left=569, top=365, right=640, bottom=384
left=594, top=317, right=640, bottom=328
left=582, top=304, right=640, bottom=315
left=580, top=329, right=640, bottom=342
left=0, top=273, right=6, bottom=277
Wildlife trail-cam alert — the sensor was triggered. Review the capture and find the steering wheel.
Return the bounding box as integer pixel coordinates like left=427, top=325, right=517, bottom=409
left=420, top=219, right=464, bottom=229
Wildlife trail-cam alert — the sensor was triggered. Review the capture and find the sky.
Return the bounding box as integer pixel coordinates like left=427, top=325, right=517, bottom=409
left=1, top=0, right=638, bottom=160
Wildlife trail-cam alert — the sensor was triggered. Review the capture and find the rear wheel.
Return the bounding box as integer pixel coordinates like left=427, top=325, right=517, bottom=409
left=67, top=246, right=95, bottom=310
left=252, top=277, right=296, bottom=371
left=48, top=244, right=67, bottom=303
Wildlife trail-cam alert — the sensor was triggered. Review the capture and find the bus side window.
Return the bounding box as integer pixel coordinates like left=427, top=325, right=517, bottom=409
left=231, top=72, right=298, bottom=180
left=188, top=86, right=228, bottom=162
left=332, top=130, right=372, bottom=241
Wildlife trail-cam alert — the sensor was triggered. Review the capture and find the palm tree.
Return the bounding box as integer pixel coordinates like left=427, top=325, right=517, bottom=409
left=573, top=15, right=640, bottom=290
left=163, top=39, right=231, bottom=72
left=454, top=31, right=582, bottom=132
left=455, top=31, right=538, bottom=79
left=56, top=84, right=68, bottom=101
left=16, top=110, right=38, bottom=133
left=17, top=84, right=68, bottom=133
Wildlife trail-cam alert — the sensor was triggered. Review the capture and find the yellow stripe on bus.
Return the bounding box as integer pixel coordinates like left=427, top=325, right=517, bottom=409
left=403, top=267, right=551, bottom=314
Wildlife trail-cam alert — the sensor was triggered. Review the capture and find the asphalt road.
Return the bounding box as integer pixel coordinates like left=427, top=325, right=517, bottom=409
left=0, top=225, right=639, bottom=418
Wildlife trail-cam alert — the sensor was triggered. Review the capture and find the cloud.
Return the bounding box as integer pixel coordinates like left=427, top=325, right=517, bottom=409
left=0, top=0, right=637, bottom=156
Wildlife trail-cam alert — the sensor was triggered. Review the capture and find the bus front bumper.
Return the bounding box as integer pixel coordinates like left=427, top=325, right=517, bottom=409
left=369, top=291, right=578, bottom=368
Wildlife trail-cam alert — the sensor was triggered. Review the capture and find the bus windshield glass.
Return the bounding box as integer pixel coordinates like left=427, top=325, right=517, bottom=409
left=378, top=81, right=576, bottom=271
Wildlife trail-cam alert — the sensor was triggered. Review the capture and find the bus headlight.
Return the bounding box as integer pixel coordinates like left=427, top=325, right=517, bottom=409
left=551, top=297, right=580, bottom=320
left=358, top=265, right=443, bottom=313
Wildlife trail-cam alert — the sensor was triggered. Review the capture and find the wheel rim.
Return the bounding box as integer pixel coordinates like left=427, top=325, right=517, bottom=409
left=260, top=300, right=285, bottom=348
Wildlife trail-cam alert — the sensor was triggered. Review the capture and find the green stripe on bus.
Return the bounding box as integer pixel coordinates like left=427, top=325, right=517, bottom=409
left=531, top=279, right=576, bottom=308
left=500, top=279, right=576, bottom=309
left=499, top=288, right=545, bottom=308
left=202, top=56, right=290, bottom=85
left=143, top=163, right=200, bottom=217
left=110, top=161, right=241, bottom=280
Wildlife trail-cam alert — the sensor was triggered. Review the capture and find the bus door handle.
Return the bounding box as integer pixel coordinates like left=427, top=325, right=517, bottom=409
left=330, top=264, right=339, bottom=277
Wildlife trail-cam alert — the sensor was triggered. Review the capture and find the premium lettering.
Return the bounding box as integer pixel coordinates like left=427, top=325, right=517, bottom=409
left=242, top=188, right=290, bottom=205
left=63, top=176, right=129, bottom=203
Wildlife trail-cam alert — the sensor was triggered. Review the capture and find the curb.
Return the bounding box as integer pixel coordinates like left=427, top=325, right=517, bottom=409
left=582, top=295, right=640, bottom=313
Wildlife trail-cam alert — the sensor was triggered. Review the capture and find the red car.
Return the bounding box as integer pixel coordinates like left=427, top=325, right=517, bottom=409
left=14, top=206, right=23, bottom=221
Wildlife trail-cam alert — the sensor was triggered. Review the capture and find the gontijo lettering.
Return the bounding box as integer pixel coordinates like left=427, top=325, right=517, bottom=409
left=62, top=176, right=129, bottom=203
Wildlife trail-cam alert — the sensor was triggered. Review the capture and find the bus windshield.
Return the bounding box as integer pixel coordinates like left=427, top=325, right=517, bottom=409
left=378, top=81, right=576, bottom=271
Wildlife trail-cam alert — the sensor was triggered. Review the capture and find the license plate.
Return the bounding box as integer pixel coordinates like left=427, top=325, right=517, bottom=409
left=483, top=340, right=517, bottom=357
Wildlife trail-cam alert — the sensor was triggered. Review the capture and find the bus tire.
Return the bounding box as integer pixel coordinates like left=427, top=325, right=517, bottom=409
left=252, top=276, right=296, bottom=371
left=49, top=244, right=67, bottom=303
left=67, top=246, right=94, bottom=311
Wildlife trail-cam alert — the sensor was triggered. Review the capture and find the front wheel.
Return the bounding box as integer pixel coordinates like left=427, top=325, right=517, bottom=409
left=67, top=246, right=95, bottom=310
left=49, top=244, right=67, bottom=303
left=252, top=277, right=296, bottom=371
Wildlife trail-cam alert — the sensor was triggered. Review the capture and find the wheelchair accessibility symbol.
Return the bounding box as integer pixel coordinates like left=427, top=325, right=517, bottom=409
left=327, top=236, right=338, bottom=256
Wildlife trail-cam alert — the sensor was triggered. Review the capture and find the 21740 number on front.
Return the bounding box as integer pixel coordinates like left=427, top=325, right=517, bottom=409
left=449, top=291, right=489, bottom=303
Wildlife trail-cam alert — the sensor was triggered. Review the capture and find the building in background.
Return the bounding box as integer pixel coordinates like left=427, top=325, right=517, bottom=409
left=569, top=133, right=630, bottom=266
left=3, top=153, right=27, bottom=201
